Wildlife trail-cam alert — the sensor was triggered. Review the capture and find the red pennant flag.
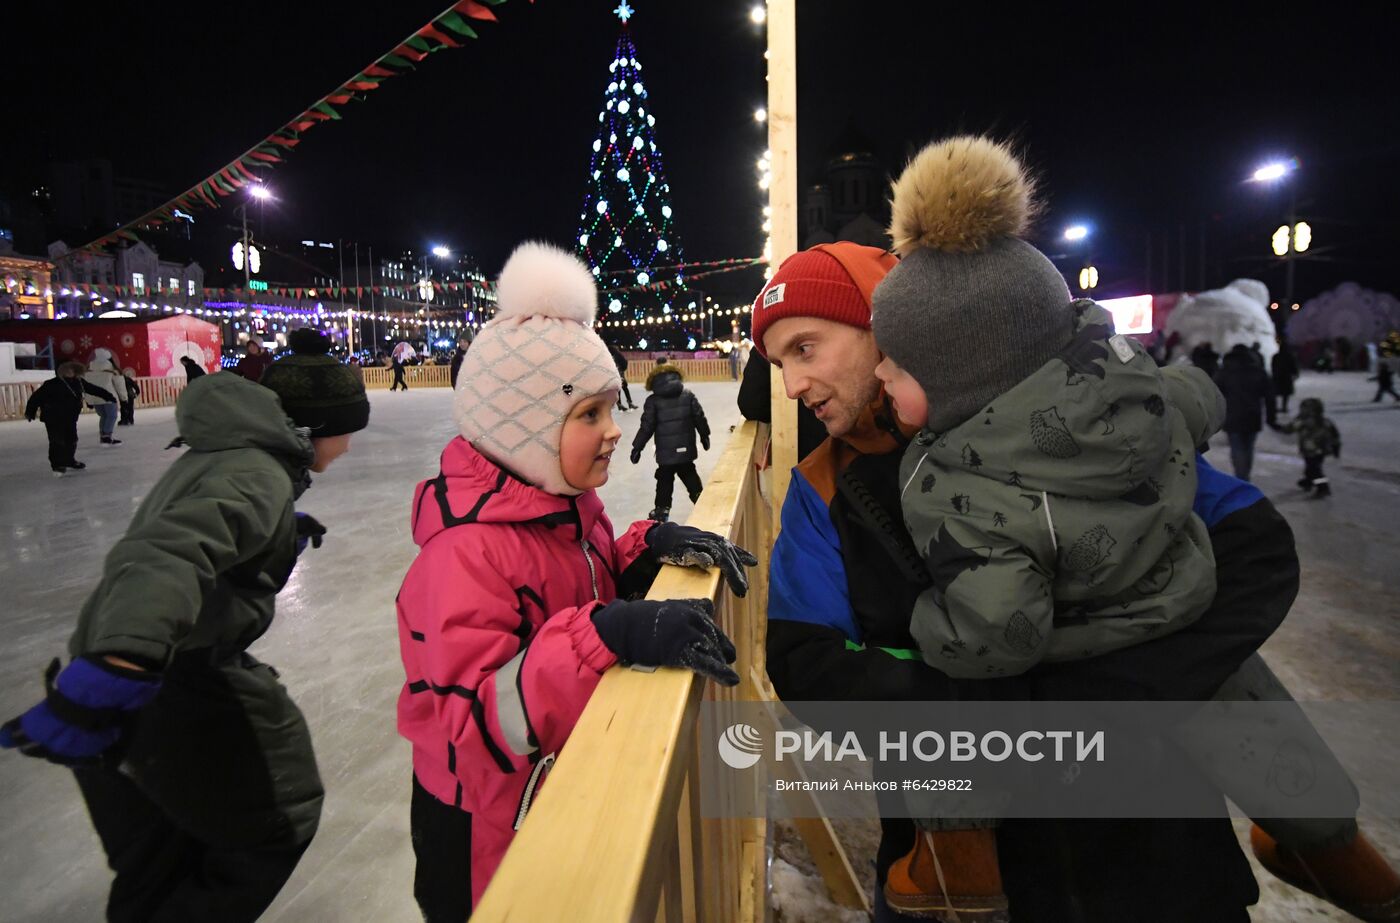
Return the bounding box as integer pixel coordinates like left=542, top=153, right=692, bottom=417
left=455, top=0, right=498, bottom=21
left=418, top=24, right=461, bottom=47
left=363, top=64, right=397, bottom=77
left=394, top=43, right=429, bottom=63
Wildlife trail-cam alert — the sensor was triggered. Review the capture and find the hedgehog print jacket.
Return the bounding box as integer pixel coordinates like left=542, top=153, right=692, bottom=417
left=898, top=300, right=1227, bottom=677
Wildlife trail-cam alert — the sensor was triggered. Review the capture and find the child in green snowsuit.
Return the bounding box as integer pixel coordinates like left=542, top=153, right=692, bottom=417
left=866, top=135, right=1395, bottom=922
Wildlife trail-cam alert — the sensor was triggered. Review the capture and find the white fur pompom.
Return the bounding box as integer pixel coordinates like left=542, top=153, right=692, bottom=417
left=493, top=241, right=599, bottom=325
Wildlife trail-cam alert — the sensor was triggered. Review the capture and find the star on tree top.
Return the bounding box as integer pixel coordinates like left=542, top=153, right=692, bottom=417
left=614, top=1, right=634, bottom=22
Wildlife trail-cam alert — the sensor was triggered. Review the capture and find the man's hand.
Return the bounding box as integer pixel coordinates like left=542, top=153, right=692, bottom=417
left=295, top=513, right=327, bottom=556
left=630, top=448, right=642, bottom=465
left=0, top=657, right=161, bottom=766
left=645, top=522, right=760, bottom=597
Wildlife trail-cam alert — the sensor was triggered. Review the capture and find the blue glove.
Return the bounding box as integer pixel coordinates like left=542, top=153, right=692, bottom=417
left=591, top=598, right=740, bottom=687
left=0, top=657, right=161, bottom=766
left=295, top=512, right=327, bottom=556
left=645, top=522, right=760, bottom=597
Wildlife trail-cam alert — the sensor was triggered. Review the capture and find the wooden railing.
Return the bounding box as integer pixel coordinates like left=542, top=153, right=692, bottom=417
left=626, top=358, right=740, bottom=384
left=0, top=376, right=189, bottom=422
left=360, top=364, right=452, bottom=390
left=474, top=421, right=773, bottom=921
left=0, top=358, right=741, bottom=419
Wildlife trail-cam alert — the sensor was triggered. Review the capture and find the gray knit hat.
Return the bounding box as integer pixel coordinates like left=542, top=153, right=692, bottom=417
left=871, top=136, right=1074, bottom=434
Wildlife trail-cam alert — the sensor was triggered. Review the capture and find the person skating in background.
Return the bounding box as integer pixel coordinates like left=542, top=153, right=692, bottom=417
left=1272, top=340, right=1300, bottom=413
left=2, top=327, right=370, bottom=922
left=118, top=367, right=140, bottom=426
left=234, top=338, right=274, bottom=382
left=1280, top=397, right=1342, bottom=498
left=390, top=353, right=409, bottom=391
left=84, top=347, right=125, bottom=446
left=1215, top=343, right=1277, bottom=481
left=24, top=361, right=118, bottom=476
left=449, top=341, right=468, bottom=390
left=631, top=361, right=711, bottom=522
left=607, top=341, right=639, bottom=410
left=1373, top=355, right=1400, bottom=403
left=179, top=355, right=206, bottom=381
left=397, top=242, right=750, bottom=921
left=1191, top=340, right=1220, bottom=378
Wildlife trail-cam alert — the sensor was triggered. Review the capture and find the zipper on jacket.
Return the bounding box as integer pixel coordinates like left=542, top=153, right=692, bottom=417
left=580, top=538, right=601, bottom=600
left=514, top=752, right=556, bottom=830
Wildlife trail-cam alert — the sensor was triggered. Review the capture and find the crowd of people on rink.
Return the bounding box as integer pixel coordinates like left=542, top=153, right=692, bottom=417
left=6, top=136, right=1398, bottom=923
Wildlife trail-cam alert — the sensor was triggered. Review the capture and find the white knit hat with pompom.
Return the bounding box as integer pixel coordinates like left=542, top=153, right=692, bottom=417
left=454, top=241, right=621, bottom=496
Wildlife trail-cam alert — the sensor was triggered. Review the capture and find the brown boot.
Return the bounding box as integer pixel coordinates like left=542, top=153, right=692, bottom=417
left=884, top=828, right=1010, bottom=921
left=1250, top=824, right=1400, bottom=922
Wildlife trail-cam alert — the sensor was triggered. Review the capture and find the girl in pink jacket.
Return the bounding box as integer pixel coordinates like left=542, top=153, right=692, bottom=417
left=396, top=242, right=756, bottom=921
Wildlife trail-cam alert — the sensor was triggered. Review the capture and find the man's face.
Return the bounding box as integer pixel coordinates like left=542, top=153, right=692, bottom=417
left=763, top=317, right=882, bottom=439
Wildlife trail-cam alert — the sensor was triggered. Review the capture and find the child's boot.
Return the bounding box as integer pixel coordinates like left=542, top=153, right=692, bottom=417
left=1250, top=825, right=1400, bottom=921
left=1310, top=479, right=1331, bottom=499
left=1297, top=477, right=1314, bottom=490
left=649, top=507, right=670, bottom=523
left=884, top=829, right=1010, bottom=921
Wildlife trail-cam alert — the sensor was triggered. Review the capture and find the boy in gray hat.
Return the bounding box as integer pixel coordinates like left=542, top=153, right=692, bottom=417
left=870, top=137, right=1396, bottom=922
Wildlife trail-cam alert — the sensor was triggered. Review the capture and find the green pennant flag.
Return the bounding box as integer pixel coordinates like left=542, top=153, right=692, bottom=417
left=437, top=11, right=479, bottom=38
left=311, top=102, right=341, bottom=120
left=404, top=36, right=433, bottom=53
left=379, top=53, right=415, bottom=68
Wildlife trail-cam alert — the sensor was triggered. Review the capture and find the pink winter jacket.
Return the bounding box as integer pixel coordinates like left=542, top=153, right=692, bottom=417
left=396, top=437, right=653, bottom=902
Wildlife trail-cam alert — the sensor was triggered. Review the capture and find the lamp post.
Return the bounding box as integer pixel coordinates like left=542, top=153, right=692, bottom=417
left=235, top=185, right=272, bottom=335
left=1249, top=159, right=1301, bottom=308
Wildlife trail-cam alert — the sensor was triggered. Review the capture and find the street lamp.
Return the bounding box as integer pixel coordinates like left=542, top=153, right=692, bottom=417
left=1063, top=224, right=1090, bottom=242
left=235, top=185, right=273, bottom=326
left=1249, top=157, right=1302, bottom=307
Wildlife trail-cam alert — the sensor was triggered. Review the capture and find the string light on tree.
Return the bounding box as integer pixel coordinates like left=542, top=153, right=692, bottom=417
left=575, top=1, right=690, bottom=348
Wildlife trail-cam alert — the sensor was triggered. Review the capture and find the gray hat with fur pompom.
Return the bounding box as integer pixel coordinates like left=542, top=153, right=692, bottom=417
left=871, top=136, right=1075, bottom=434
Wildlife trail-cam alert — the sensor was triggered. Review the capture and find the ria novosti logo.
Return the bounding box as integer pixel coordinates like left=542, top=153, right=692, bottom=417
left=717, top=723, right=764, bottom=769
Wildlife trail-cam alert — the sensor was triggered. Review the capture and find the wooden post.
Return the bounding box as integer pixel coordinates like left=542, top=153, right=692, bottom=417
left=767, top=0, right=798, bottom=537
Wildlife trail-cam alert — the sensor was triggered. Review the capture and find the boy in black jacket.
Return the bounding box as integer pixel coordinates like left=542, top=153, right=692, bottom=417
left=630, top=363, right=710, bottom=521
left=25, top=362, right=118, bottom=476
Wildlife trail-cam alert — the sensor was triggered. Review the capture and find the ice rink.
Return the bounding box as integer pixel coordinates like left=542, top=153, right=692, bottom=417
left=1, top=372, right=1397, bottom=921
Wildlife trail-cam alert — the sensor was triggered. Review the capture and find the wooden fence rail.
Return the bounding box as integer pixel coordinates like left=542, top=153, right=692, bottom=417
left=1, top=376, right=191, bottom=422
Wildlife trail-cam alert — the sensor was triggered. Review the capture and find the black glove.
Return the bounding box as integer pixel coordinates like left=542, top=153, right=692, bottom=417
left=630, top=448, right=642, bottom=465
left=646, top=521, right=759, bottom=597
left=591, top=598, right=739, bottom=687
left=295, top=512, right=326, bottom=555
left=25, top=414, right=36, bottom=422
left=701, top=435, right=710, bottom=451
left=1, top=656, right=161, bottom=766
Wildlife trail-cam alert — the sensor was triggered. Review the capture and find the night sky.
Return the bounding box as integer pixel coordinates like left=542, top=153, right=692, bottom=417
left=6, top=2, right=1398, bottom=304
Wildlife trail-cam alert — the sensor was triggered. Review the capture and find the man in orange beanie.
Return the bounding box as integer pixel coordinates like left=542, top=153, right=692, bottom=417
left=752, top=239, right=1332, bottom=922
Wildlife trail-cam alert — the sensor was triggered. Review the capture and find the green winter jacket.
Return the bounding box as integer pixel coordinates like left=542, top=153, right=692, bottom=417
left=900, top=301, right=1225, bottom=678
left=69, top=372, right=314, bottom=666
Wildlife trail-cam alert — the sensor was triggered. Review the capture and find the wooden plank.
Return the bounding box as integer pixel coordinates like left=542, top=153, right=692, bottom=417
left=766, top=0, right=798, bottom=536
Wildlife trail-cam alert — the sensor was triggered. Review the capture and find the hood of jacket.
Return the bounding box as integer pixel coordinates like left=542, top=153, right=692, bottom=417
left=411, top=436, right=608, bottom=548
left=646, top=364, right=684, bottom=394
left=175, top=372, right=315, bottom=468
left=921, top=301, right=1224, bottom=500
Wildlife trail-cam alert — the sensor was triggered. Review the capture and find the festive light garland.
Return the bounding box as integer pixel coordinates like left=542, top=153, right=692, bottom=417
left=66, top=0, right=526, bottom=255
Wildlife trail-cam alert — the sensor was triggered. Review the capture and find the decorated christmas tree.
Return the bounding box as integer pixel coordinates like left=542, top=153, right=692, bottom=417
left=575, top=1, right=692, bottom=350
